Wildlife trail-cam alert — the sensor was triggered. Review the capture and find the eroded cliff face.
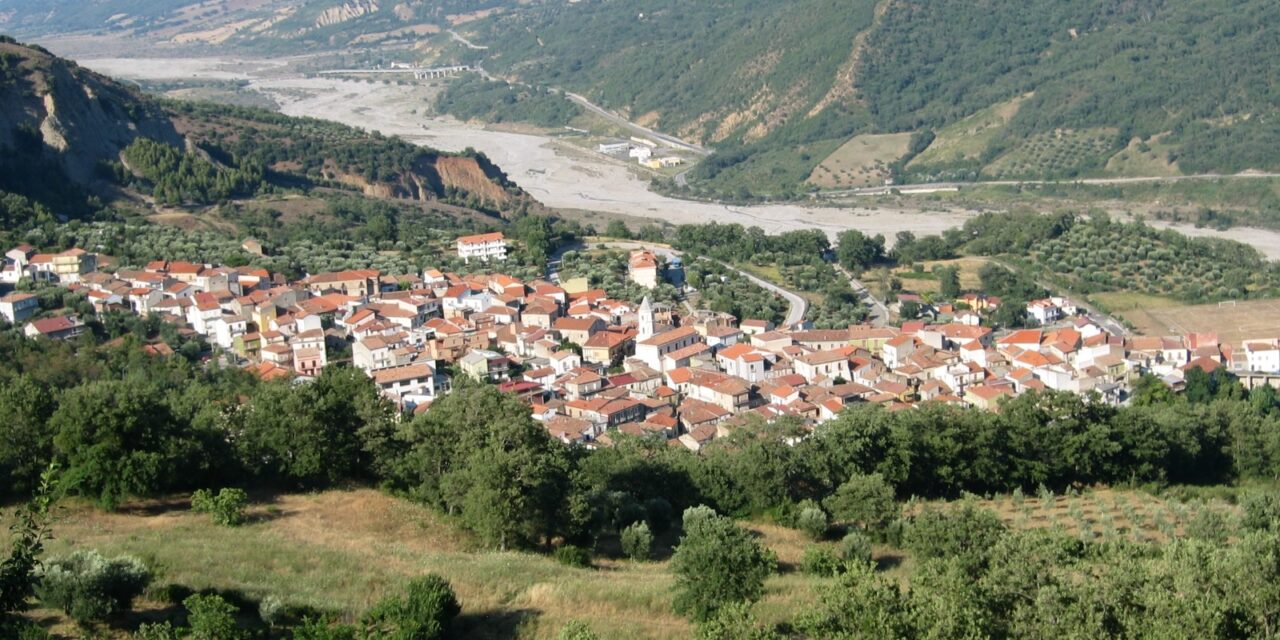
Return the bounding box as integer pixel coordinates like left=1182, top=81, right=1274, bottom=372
left=0, top=42, right=181, bottom=184
left=322, top=154, right=515, bottom=206
left=315, top=0, right=380, bottom=28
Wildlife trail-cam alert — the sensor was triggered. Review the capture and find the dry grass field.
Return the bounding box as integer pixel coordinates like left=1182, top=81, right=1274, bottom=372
left=10, top=490, right=848, bottom=639
left=893, top=257, right=992, bottom=294
left=1094, top=294, right=1280, bottom=349
left=807, top=133, right=912, bottom=189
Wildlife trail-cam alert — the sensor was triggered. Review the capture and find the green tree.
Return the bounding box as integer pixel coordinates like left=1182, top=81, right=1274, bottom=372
left=360, top=574, right=460, bottom=640
left=401, top=386, right=571, bottom=550
left=190, top=488, right=249, bottom=527
left=937, top=266, right=961, bottom=299
left=671, top=510, right=776, bottom=621
left=0, top=375, right=56, bottom=501
left=1, top=466, right=57, bottom=618
left=50, top=380, right=203, bottom=509
left=836, top=230, right=886, bottom=272
left=620, top=521, right=653, bottom=561
left=824, top=473, right=898, bottom=535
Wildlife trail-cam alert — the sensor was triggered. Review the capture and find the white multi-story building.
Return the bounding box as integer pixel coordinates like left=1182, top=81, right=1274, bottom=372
left=456, top=232, right=508, bottom=263
left=1244, top=340, right=1280, bottom=373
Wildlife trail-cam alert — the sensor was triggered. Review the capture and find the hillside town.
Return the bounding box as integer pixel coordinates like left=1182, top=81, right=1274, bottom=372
left=1, top=233, right=1269, bottom=451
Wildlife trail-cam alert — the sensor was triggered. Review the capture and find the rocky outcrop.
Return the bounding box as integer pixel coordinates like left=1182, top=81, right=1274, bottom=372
left=315, top=0, right=380, bottom=28
left=0, top=41, right=182, bottom=184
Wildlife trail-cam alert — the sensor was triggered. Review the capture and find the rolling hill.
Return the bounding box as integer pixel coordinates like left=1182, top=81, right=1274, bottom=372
left=5, top=0, right=1279, bottom=197
left=0, top=37, right=525, bottom=236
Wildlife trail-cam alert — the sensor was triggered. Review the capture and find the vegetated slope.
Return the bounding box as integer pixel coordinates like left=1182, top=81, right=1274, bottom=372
left=451, top=0, right=1279, bottom=194
left=0, top=38, right=525, bottom=230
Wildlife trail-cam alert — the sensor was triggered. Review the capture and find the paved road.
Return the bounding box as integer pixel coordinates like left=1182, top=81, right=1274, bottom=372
left=834, top=264, right=888, bottom=327
left=447, top=30, right=488, bottom=50
left=819, top=172, right=1280, bottom=198
left=562, top=93, right=711, bottom=157
left=551, top=239, right=808, bottom=327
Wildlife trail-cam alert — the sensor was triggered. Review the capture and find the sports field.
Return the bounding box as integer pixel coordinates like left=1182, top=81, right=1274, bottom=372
left=1098, top=294, right=1280, bottom=349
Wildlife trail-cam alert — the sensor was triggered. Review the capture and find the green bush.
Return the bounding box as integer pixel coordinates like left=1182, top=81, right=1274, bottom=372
left=621, top=521, right=654, bottom=561
left=795, top=503, right=829, bottom=541
left=553, top=545, right=592, bottom=569
left=132, top=622, right=180, bottom=640
left=1240, top=491, right=1280, bottom=532
left=34, top=550, right=151, bottom=624
left=901, top=505, right=1006, bottom=573
left=191, top=488, right=249, bottom=527
left=184, top=593, right=241, bottom=640
left=360, top=574, right=460, bottom=640
left=557, top=620, right=601, bottom=640
left=800, top=546, right=842, bottom=577
left=839, top=531, right=873, bottom=565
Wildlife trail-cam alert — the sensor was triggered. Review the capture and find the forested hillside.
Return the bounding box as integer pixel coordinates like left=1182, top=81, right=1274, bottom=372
left=451, top=0, right=1280, bottom=195
left=0, top=39, right=528, bottom=243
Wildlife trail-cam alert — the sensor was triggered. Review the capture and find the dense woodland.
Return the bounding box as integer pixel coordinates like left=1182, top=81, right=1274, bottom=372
left=436, top=75, right=582, bottom=129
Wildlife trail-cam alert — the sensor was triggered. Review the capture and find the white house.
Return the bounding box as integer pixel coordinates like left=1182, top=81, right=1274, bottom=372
left=373, top=363, right=437, bottom=406
left=0, top=292, right=39, bottom=325
left=456, top=232, right=508, bottom=263
left=635, top=326, right=702, bottom=371
left=1244, top=340, right=1280, bottom=373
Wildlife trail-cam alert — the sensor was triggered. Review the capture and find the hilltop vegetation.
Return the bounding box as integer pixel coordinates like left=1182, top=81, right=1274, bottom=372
left=443, top=0, right=1280, bottom=196
left=0, top=39, right=532, bottom=253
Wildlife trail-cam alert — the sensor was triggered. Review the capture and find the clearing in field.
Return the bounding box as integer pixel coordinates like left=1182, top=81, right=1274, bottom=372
left=807, top=132, right=912, bottom=189
left=1106, top=297, right=1280, bottom=349
left=14, top=489, right=843, bottom=639
left=909, top=93, right=1030, bottom=168
left=893, top=256, right=992, bottom=294
left=1104, top=132, right=1181, bottom=177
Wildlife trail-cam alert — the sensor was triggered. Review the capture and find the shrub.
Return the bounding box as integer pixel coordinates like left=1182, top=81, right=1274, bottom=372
left=184, top=593, right=241, bottom=640
left=258, top=594, right=286, bottom=628
left=800, top=547, right=842, bottom=577
left=901, top=505, right=1006, bottom=573
left=682, top=505, right=719, bottom=531
left=1240, top=492, right=1280, bottom=532
left=557, top=620, right=601, bottom=640
left=133, top=622, right=180, bottom=640
left=796, top=503, right=829, bottom=541
left=839, top=531, right=873, bottom=565
left=35, top=550, right=152, bottom=624
left=553, top=545, right=592, bottom=568
left=361, top=574, right=460, bottom=640
left=292, top=617, right=358, bottom=640
left=621, top=521, right=654, bottom=561
left=191, top=488, right=249, bottom=527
